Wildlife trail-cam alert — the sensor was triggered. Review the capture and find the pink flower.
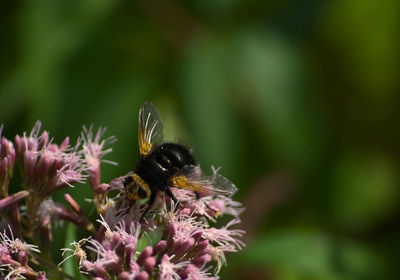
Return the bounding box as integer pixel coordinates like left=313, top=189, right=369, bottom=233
left=0, top=125, right=16, bottom=193
left=0, top=227, right=40, bottom=255
left=0, top=226, right=44, bottom=279
left=201, top=219, right=245, bottom=251
left=180, top=264, right=219, bottom=280
left=0, top=191, right=29, bottom=210
left=14, top=121, right=41, bottom=171
left=39, top=139, right=87, bottom=197
left=81, top=125, right=116, bottom=191
left=164, top=215, right=204, bottom=261
left=202, top=196, right=244, bottom=219
left=1, top=120, right=244, bottom=280
left=86, top=238, right=122, bottom=274
left=158, top=254, right=189, bottom=280
left=11, top=121, right=88, bottom=197
left=70, top=184, right=244, bottom=279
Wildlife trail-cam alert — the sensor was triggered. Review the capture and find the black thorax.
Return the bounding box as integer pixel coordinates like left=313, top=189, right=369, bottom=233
left=135, top=143, right=196, bottom=189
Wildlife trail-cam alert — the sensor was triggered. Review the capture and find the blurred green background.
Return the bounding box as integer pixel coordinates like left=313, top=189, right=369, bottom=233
left=1, top=0, right=400, bottom=279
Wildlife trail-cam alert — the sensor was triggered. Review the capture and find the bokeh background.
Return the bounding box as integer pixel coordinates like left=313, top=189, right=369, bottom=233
left=1, top=0, right=400, bottom=279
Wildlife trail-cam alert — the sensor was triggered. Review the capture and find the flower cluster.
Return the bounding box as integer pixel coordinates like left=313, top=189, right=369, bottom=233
left=0, top=121, right=96, bottom=244
left=0, top=121, right=244, bottom=279
left=0, top=226, right=45, bottom=279
left=63, top=191, right=244, bottom=280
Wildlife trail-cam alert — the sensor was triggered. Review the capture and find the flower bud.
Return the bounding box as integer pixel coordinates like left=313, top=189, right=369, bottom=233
left=135, top=271, right=149, bottom=280
left=152, top=240, right=167, bottom=255
left=137, top=246, right=153, bottom=266
left=191, top=254, right=212, bottom=267
left=143, top=256, right=156, bottom=275
left=0, top=191, right=29, bottom=210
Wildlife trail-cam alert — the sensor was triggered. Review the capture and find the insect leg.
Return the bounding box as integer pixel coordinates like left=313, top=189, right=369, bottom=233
left=164, top=187, right=179, bottom=206
left=140, top=192, right=156, bottom=221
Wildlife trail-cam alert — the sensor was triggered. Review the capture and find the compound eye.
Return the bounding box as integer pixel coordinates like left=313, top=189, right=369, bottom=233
left=137, top=186, right=149, bottom=199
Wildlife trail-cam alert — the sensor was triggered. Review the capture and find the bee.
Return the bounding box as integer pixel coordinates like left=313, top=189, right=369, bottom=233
left=123, top=101, right=237, bottom=220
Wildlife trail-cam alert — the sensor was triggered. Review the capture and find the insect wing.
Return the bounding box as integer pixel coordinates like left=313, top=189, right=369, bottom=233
left=138, top=102, right=164, bottom=157
left=170, top=165, right=237, bottom=196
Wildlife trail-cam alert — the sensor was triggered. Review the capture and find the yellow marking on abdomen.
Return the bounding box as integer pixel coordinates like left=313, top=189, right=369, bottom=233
left=126, top=174, right=151, bottom=201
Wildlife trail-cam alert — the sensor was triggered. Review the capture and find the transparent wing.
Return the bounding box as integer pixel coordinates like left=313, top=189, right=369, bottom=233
left=170, top=165, right=237, bottom=195
left=138, top=102, right=164, bottom=157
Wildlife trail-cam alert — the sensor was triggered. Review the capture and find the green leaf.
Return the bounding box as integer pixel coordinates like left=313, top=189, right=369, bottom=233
left=63, top=223, right=83, bottom=280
